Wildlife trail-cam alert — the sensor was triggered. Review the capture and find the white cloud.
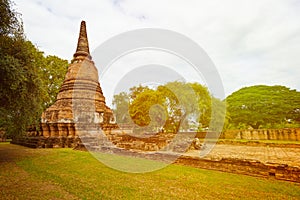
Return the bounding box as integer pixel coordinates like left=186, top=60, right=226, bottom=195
left=13, top=0, right=300, bottom=103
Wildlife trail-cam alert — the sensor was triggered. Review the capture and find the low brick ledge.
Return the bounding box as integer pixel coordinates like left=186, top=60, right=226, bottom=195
left=216, top=140, right=300, bottom=148
left=175, top=156, right=300, bottom=183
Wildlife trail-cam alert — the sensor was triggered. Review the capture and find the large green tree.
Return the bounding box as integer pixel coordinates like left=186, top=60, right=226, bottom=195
left=155, top=82, right=206, bottom=132
left=129, top=86, right=166, bottom=132
left=0, top=40, right=44, bottom=136
left=1, top=0, right=38, bottom=136
left=40, top=55, right=68, bottom=109
left=226, top=85, right=300, bottom=129
left=0, top=0, right=68, bottom=137
left=112, top=81, right=225, bottom=133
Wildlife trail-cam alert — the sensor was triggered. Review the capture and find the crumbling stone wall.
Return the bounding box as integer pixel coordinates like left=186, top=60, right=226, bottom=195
left=221, top=128, right=300, bottom=141
left=11, top=122, right=117, bottom=148
left=175, top=156, right=300, bottom=183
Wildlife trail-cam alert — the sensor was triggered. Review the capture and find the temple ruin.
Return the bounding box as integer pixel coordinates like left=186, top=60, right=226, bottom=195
left=40, top=20, right=116, bottom=135
left=9, top=21, right=300, bottom=182
left=12, top=21, right=117, bottom=148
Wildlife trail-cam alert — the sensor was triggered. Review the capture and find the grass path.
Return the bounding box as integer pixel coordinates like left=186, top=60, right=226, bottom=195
left=1, top=143, right=300, bottom=199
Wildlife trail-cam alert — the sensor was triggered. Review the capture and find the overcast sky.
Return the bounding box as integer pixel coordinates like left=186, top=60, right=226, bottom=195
left=13, top=0, right=300, bottom=105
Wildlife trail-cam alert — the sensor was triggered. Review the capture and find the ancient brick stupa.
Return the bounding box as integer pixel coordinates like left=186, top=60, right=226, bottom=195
left=33, top=21, right=115, bottom=147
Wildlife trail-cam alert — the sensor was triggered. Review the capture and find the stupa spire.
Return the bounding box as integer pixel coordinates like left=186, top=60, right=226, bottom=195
left=73, top=21, right=91, bottom=60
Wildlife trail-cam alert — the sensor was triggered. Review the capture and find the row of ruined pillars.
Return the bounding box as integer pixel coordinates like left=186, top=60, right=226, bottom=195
left=40, top=123, right=76, bottom=137
left=37, top=123, right=108, bottom=137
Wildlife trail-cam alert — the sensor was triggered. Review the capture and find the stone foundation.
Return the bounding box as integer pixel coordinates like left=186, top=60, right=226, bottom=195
left=12, top=122, right=117, bottom=148
left=11, top=136, right=81, bottom=148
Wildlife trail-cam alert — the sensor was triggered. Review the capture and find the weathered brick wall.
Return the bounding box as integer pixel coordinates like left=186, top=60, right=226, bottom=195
left=175, top=156, right=300, bottom=183
left=12, top=122, right=117, bottom=148
left=11, top=136, right=82, bottom=148
left=221, top=128, right=300, bottom=141
left=17, top=127, right=300, bottom=149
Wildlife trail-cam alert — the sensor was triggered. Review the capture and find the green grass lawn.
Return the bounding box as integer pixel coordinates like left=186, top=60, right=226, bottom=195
left=1, top=144, right=300, bottom=199
left=0, top=142, right=10, bottom=145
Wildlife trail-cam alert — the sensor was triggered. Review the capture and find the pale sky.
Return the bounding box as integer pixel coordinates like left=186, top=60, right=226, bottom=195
left=13, top=0, right=300, bottom=105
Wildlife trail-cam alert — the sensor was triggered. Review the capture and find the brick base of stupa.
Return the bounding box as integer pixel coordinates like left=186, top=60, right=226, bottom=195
left=11, top=122, right=118, bottom=148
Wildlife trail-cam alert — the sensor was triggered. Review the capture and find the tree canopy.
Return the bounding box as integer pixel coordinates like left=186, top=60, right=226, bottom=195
left=112, top=81, right=227, bottom=133
left=226, top=85, right=300, bottom=129
left=0, top=0, right=23, bottom=38
left=41, top=55, right=68, bottom=109
left=0, top=0, right=68, bottom=137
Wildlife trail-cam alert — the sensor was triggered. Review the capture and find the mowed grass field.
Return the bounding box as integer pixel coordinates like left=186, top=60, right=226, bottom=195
left=1, top=143, right=300, bottom=199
